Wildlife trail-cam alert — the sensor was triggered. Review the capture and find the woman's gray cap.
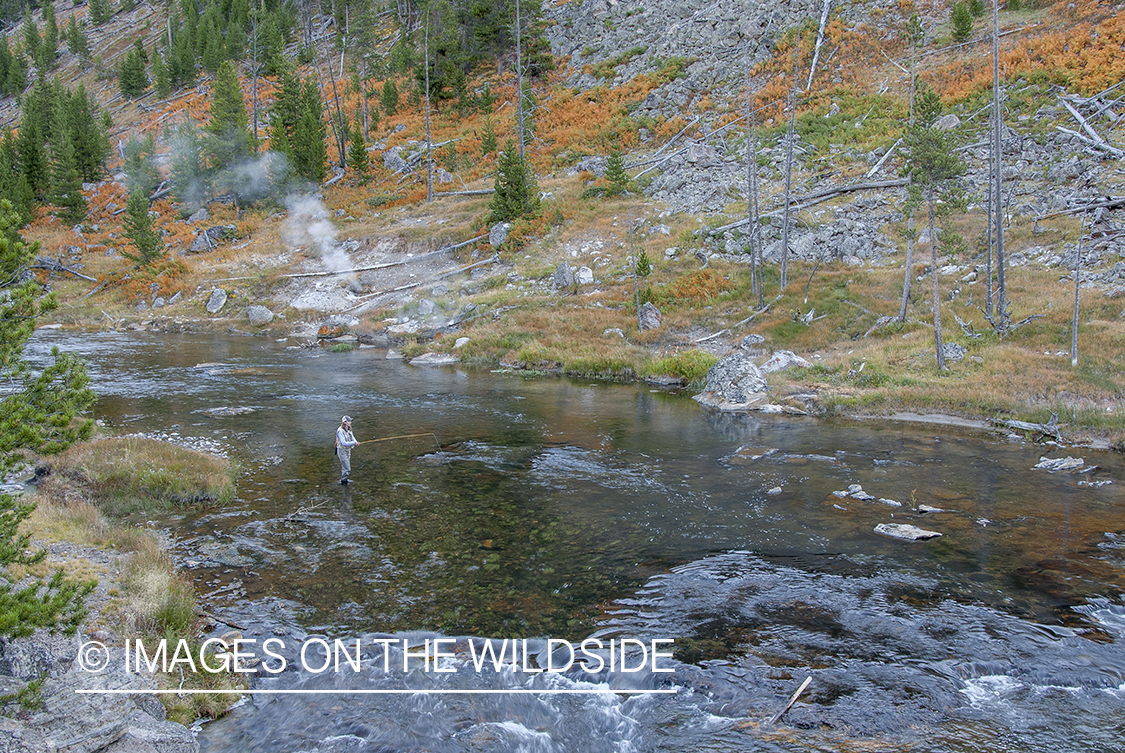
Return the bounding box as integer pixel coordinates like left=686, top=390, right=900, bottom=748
left=342, top=415, right=351, bottom=422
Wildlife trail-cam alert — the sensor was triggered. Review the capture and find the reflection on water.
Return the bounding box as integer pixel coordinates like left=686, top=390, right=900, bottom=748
left=27, top=331, right=1125, bottom=752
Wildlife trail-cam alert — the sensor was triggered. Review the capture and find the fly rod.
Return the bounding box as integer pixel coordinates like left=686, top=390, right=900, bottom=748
left=358, top=433, right=442, bottom=451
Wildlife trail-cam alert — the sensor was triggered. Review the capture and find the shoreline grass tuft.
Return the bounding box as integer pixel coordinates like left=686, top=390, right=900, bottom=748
left=49, top=437, right=238, bottom=516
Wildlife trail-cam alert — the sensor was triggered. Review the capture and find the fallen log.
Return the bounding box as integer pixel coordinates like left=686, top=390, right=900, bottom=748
left=345, top=255, right=499, bottom=313
left=711, top=179, right=909, bottom=234
left=1034, top=196, right=1125, bottom=221
left=32, top=257, right=97, bottom=282
left=281, top=234, right=487, bottom=279
left=992, top=414, right=1061, bottom=441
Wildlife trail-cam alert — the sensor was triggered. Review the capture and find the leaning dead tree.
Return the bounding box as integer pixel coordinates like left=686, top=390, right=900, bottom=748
left=806, top=0, right=832, bottom=91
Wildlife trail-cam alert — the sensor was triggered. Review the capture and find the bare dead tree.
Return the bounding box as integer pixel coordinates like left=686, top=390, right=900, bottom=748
left=806, top=0, right=832, bottom=91
left=515, top=0, right=525, bottom=160
left=424, top=11, right=433, bottom=202
left=987, top=0, right=1009, bottom=333
left=746, top=73, right=761, bottom=304
left=780, top=28, right=800, bottom=291
left=898, top=15, right=922, bottom=324
left=1071, top=213, right=1086, bottom=367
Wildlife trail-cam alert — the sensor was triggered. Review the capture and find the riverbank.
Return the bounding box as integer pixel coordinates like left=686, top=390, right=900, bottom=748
left=38, top=252, right=1125, bottom=452
left=1, top=437, right=244, bottom=751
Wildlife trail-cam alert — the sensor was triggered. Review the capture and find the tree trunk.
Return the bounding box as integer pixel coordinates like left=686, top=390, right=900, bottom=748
left=1071, top=214, right=1084, bottom=367
left=746, top=76, right=758, bottom=302
left=929, top=192, right=945, bottom=371
left=425, top=15, right=433, bottom=202
left=515, top=0, right=525, bottom=161
left=897, top=37, right=917, bottom=324
left=992, top=0, right=1007, bottom=330
left=780, top=30, right=800, bottom=291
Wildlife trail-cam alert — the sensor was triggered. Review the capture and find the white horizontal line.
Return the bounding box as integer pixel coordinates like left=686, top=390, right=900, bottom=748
left=77, top=688, right=678, bottom=695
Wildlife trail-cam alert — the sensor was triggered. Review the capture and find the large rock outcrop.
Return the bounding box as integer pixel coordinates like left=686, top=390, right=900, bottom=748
left=693, top=352, right=769, bottom=411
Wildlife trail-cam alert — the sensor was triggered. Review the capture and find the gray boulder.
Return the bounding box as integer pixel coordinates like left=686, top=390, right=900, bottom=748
left=382, top=146, right=410, bottom=173
left=489, top=222, right=511, bottom=247
left=552, top=262, right=574, bottom=290
left=933, top=114, right=961, bottom=131
left=186, top=206, right=209, bottom=223
left=942, top=342, right=966, bottom=363
left=760, top=350, right=811, bottom=373
left=639, top=302, right=663, bottom=331
left=693, top=352, right=769, bottom=411
left=205, top=289, right=227, bottom=314
left=740, top=334, right=765, bottom=350
left=247, top=305, right=274, bottom=325
left=188, top=225, right=236, bottom=254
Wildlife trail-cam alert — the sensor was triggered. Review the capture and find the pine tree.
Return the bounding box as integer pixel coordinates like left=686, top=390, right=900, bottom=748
left=347, top=122, right=368, bottom=180
left=68, top=83, right=110, bottom=183
left=48, top=128, right=86, bottom=223
left=0, top=198, right=96, bottom=639
left=0, top=35, right=26, bottom=97
left=480, top=117, right=496, bottom=157
left=121, top=190, right=163, bottom=265
left=16, top=119, right=49, bottom=200
left=488, top=137, right=537, bottom=224
left=204, top=60, right=253, bottom=172
left=64, top=16, right=90, bottom=60
left=951, top=1, right=973, bottom=42
left=381, top=78, right=398, bottom=116
left=117, top=45, right=149, bottom=99
left=88, top=0, right=112, bottom=26
left=604, top=148, right=627, bottom=196
left=39, top=0, right=59, bottom=71
left=123, top=134, right=160, bottom=196
left=168, top=117, right=206, bottom=206
left=292, top=97, right=327, bottom=182
left=905, top=87, right=965, bottom=371
left=21, top=7, right=40, bottom=65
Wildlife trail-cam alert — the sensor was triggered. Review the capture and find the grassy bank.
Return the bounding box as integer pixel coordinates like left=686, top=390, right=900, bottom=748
left=23, top=437, right=243, bottom=723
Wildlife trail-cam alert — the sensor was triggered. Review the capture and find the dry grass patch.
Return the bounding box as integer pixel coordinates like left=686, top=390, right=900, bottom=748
left=26, top=467, right=245, bottom=724
left=50, top=437, right=237, bottom=517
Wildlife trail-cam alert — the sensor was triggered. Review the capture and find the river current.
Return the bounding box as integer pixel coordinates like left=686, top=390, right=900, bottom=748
left=28, top=331, right=1125, bottom=752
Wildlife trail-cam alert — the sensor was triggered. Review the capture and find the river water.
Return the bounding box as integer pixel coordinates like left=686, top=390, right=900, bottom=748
left=28, top=331, right=1125, bottom=752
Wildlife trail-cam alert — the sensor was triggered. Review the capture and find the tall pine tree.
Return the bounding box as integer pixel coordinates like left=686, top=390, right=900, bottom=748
left=204, top=60, right=254, bottom=172
left=0, top=198, right=96, bottom=639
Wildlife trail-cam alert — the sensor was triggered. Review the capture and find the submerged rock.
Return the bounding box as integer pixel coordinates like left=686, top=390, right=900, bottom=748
left=409, top=353, right=460, bottom=366
left=1033, top=456, right=1085, bottom=471
left=874, top=523, right=943, bottom=541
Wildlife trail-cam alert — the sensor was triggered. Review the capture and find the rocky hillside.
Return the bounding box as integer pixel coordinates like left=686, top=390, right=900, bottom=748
left=1, top=0, right=1121, bottom=439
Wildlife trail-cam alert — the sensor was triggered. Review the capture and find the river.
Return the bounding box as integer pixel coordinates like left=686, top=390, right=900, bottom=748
left=28, top=330, right=1125, bottom=752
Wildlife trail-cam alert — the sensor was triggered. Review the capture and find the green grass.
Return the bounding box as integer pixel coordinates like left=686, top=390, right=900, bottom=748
left=646, top=350, right=718, bottom=384
left=52, top=437, right=238, bottom=516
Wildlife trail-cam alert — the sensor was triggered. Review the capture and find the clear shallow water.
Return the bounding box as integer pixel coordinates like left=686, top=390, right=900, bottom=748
left=28, top=331, right=1125, bottom=752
